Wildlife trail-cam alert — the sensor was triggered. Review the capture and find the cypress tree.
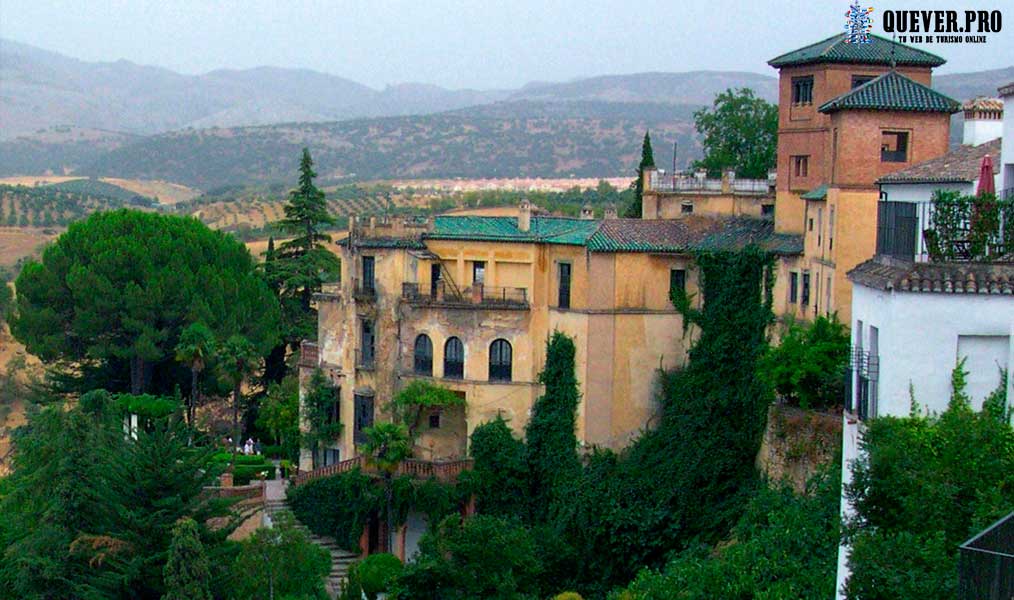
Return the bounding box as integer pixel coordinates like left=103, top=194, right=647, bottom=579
left=624, top=131, right=655, bottom=218
left=162, top=518, right=212, bottom=600
left=525, top=331, right=581, bottom=519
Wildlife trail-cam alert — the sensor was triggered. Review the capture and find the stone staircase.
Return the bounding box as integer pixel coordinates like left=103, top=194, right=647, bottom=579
left=264, top=496, right=360, bottom=597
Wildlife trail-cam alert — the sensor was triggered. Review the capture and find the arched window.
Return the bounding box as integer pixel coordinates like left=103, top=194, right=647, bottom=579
left=444, top=337, right=464, bottom=379
left=489, top=339, right=512, bottom=382
left=414, top=334, right=433, bottom=375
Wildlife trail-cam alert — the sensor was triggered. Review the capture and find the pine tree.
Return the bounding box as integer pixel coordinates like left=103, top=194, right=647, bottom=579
left=624, top=131, right=655, bottom=218
left=162, top=518, right=212, bottom=600
left=265, top=149, right=340, bottom=383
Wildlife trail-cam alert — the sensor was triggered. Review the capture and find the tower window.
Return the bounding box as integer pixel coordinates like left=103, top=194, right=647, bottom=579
left=881, top=131, right=909, bottom=163
left=791, top=76, right=814, bottom=104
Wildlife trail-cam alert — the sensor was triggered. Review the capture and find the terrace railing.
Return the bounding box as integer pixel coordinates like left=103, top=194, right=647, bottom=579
left=647, top=170, right=771, bottom=194
left=877, top=196, right=1014, bottom=263
left=293, top=456, right=473, bottom=486
left=959, top=510, right=1014, bottom=599
left=402, top=281, right=528, bottom=308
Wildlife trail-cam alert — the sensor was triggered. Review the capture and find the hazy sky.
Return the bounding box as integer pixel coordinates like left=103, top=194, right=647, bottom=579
left=2, top=0, right=1011, bottom=89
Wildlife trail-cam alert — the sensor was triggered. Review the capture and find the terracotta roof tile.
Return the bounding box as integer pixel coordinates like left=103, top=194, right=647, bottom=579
left=963, top=97, right=1003, bottom=112
left=848, top=255, right=1014, bottom=294
left=878, top=138, right=1001, bottom=184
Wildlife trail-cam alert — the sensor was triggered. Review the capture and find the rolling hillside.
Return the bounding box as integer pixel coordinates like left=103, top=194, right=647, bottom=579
left=78, top=103, right=700, bottom=189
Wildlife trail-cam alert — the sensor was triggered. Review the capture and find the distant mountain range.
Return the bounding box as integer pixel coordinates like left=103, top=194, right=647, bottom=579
left=1, top=38, right=1009, bottom=189
left=0, top=38, right=779, bottom=138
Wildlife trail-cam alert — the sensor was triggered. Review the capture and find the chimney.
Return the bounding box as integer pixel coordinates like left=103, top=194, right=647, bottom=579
left=962, top=97, right=1003, bottom=145
left=518, top=199, right=531, bottom=232
left=580, top=203, right=594, bottom=220
left=604, top=205, right=618, bottom=219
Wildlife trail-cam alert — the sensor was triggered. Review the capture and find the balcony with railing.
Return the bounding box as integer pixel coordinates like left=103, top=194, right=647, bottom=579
left=293, top=455, right=474, bottom=486
left=353, top=280, right=377, bottom=302
left=647, top=169, right=774, bottom=195
left=877, top=193, right=1014, bottom=263
left=844, top=347, right=879, bottom=421
left=402, top=281, right=528, bottom=309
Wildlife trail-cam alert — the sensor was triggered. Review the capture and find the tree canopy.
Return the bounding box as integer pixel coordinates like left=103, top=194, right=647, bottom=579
left=9, top=209, right=280, bottom=395
left=692, top=88, right=777, bottom=179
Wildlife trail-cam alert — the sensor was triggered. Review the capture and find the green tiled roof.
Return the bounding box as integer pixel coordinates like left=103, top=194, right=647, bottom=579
left=768, top=33, right=945, bottom=68
left=586, top=217, right=802, bottom=255
left=427, top=216, right=600, bottom=245
left=818, top=71, right=960, bottom=114
left=801, top=184, right=828, bottom=200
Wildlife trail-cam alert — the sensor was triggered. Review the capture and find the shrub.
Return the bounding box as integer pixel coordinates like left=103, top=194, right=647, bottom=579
left=761, top=315, right=849, bottom=409
left=554, top=592, right=584, bottom=600
left=233, top=464, right=276, bottom=485
left=358, top=553, right=403, bottom=600
left=843, top=400, right=1014, bottom=598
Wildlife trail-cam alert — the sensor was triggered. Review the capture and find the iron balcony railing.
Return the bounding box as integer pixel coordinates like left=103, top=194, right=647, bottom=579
left=844, top=347, right=879, bottom=421
left=353, top=280, right=377, bottom=301
left=877, top=197, right=1014, bottom=263
left=402, top=281, right=528, bottom=308
left=355, top=349, right=376, bottom=371
left=958, top=510, right=1014, bottom=600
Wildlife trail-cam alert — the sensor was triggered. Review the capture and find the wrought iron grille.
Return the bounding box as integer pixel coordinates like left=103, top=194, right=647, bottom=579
left=959, top=510, right=1014, bottom=600
left=844, top=347, right=879, bottom=420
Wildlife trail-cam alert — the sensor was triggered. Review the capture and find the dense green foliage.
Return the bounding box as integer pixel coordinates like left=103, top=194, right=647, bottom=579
left=617, top=467, right=840, bottom=599
left=301, top=369, right=342, bottom=463
left=287, top=468, right=463, bottom=553
left=692, top=88, right=777, bottom=178
left=843, top=371, right=1014, bottom=599
left=0, top=395, right=236, bottom=599
left=392, top=515, right=542, bottom=600
left=163, top=518, right=213, bottom=600
left=761, top=315, right=850, bottom=409
left=257, top=373, right=301, bottom=462
left=525, top=331, right=582, bottom=520
left=0, top=280, right=12, bottom=322
left=387, top=380, right=465, bottom=440
left=228, top=511, right=330, bottom=600
left=9, top=209, right=279, bottom=395
left=924, top=190, right=1014, bottom=261
left=459, top=416, right=530, bottom=519
left=453, top=249, right=777, bottom=598
left=624, top=131, right=655, bottom=218
left=287, top=468, right=381, bottom=550
left=357, top=553, right=404, bottom=600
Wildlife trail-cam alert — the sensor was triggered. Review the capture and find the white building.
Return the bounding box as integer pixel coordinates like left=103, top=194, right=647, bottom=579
left=835, top=85, right=1014, bottom=599
left=1001, top=83, right=1014, bottom=191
